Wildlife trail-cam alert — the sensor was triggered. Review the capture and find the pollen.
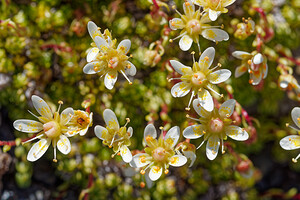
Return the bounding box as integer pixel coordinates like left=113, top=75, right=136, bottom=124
left=140, top=169, right=145, bottom=175
left=146, top=135, right=153, bottom=142
left=204, top=56, right=209, bottom=61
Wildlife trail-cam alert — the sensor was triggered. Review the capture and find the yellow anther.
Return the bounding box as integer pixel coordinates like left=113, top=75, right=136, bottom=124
left=194, top=74, right=198, bottom=78
left=249, top=79, right=254, bottom=84
left=191, top=51, right=195, bottom=55
left=146, top=135, right=153, bottom=142
left=159, top=126, right=164, bottom=130
left=53, top=159, right=57, bottom=162
left=186, top=114, right=190, bottom=118
left=286, top=123, right=289, bottom=127
left=58, top=100, right=63, bottom=104
left=222, top=150, right=225, bottom=154
left=226, top=114, right=230, bottom=117
left=204, top=56, right=209, bottom=61
left=164, top=169, right=169, bottom=174
left=185, top=107, right=190, bottom=111
left=248, top=60, right=252, bottom=65
left=169, top=39, right=173, bottom=43
left=140, top=169, right=145, bottom=175
left=172, top=5, right=176, bottom=9
left=129, top=82, right=133, bottom=85
left=185, top=2, right=190, bottom=6
left=292, top=158, right=297, bottom=163
left=140, top=182, right=145, bottom=188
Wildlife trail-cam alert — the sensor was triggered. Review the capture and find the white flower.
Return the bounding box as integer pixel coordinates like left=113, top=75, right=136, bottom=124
left=67, top=110, right=93, bottom=136
left=183, top=99, right=249, bottom=160
left=94, top=109, right=133, bottom=163
left=130, top=124, right=187, bottom=181
left=83, top=21, right=137, bottom=90
left=13, top=95, right=81, bottom=162
left=280, top=107, right=300, bottom=163
left=169, top=47, right=231, bottom=111
left=169, top=0, right=229, bottom=51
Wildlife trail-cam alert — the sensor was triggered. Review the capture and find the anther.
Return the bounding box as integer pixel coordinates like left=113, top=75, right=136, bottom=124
left=58, top=100, right=63, bottom=104
left=140, top=169, right=146, bottom=175
left=164, top=169, right=169, bottom=174
left=185, top=107, right=190, bottom=111
left=53, top=159, right=57, bottom=162
left=169, top=39, right=173, bottom=43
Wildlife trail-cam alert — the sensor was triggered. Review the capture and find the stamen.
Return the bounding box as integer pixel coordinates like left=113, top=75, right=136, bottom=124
left=286, top=123, right=300, bottom=132
left=171, top=31, right=187, bottom=41
left=124, top=118, right=130, bottom=127
left=172, top=5, right=182, bottom=16
left=197, top=140, right=205, bottom=149
left=28, top=110, right=39, bottom=119
left=185, top=91, right=195, bottom=111
left=186, top=114, right=201, bottom=122
left=53, top=141, right=57, bottom=162
left=109, top=133, right=116, bottom=148
left=292, top=153, right=300, bottom=163
left=210, top=63, right=222, bottom=71
left=221, top=139, right=225, bottom=154
left=120, top=70, right=133, bottom=85
left=167, top=77, right=186, bottom=82
left=207, top=85, right=223, bottom=98
left=191, top=51, right=195, bottom=63
left=22, top=134, right=44, bottom=145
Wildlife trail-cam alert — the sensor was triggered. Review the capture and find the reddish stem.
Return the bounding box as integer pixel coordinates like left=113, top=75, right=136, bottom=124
left=40, top=44, right=72, bottom=53
left=278, top=52, right=300, bottom=66
left=152, top=0, right=160, bottom=10
left=83, top=173, right=94, bottom=200
left=0, top=135, right=37, bottom=147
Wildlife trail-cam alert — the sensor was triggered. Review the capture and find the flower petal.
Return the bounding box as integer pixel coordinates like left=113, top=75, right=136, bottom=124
left=164, top=126, right=180, bottom=148
left=144, top=124, right=157, bottom=146
left=250, top=69, right=262, bottom=85
left=27, top=138, right=51, bottom=162
left=183, top=0, right=195, bottom=16
left=87, top=21, right=102, bottom=40
left=208, top=69, right=231, bottom=84
left=13, top=119, right=43, bottom=133
left=117, top=39, right=131, bottom=54
left=170, top=60, right=192, bottom=75
left=291, top=107, right=300, bottom=128
left=120, top=145, right=132, bottom=163
left=87, top=47, right=99, bottom=62
left=179, top=35, right=193, bottom=51
left=125, top=61, right=137, bottom=76
left=57, top=135, right=71, bottom=155
left=79, top=112, right=93, bottom=136
left=223, top=0, right=236, bottom=7
left=197, top=89, right=214, bottom=112
left=60, top=107, right=74, bottom=125
left=252, top=53, right=264, bottom=65
left=235, top=65, right=247, bottom=78
left=208, top=9, right=220, bottom=21
left=202, top=29, right=229, bottom=42
left=94, top=36, right=109, bottom=52
left=206, top=135, right=220, bottom=160
left=31, top=95, right=53, bottom=119
left=280, top=135, right=300, bottom=150
left=83, top=62, right=102, bottom=74
left=192, top=99, right=210, bottom=118
left=145, top=171, right=154, bottom=188
left=129, top=153, right=151, bottom=168
left=171, top=82, right=191, bottom=97
left=94, top=125, right=108, bottom=140
left=232, top=51, right=252, bottom=60
left=183, top=124, right=206, bottom=139
left=104, top=71, right=118, bottom=90
left=262, top=63, right=268, bottom=79
left=225, top=125, right=249, bottom=141
left=183, top=151, right=196, bottom=167
left=169, top=155, right=187, bottom=167
left=219, top=99, right=236, bottom=118
left=149, top=166, right=162, bottom=181
left=199, top=47, right=215, bottom=69
left=127, top=127, right=133, bottom=138
left=169, top=18, right=184, bottom=30
left=103, top=109, right=120, bottom=130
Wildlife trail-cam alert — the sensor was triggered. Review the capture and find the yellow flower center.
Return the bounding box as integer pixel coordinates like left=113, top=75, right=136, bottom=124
left=191, top=72, right=206, bottom=86
left=186, top=19, right=202, bottom=35
left=43, top=121, right=61, bottom=138
left=153, top=147, right=167, bottom=162
left=208, top=118, right=224, bottom=133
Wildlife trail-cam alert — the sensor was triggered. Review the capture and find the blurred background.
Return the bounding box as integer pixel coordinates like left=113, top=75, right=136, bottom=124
left=0, top=0, right=300, bottom=199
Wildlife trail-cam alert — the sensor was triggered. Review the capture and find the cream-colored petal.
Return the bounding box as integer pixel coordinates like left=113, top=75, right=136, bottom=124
left=120, top=145, right=132, bottom=163
left=57, top=135, right=71, bottom=154
left=225, top=125, right=249, bottom=141
left=206, top=135, right=220, bottom=160
left=183, top=0, right=195, bottom=17
left=280, top=135, right=300, bottom=150
left=103, top=109, right=120, bottom=130
left=170, top=60, right=192, bottom=75
left=31, top=95, right=53, bottom=119
left=117, top=39, right=131, bottom=54
left=27, top=138, right=51, bottom=162
left=125, top=61, right=137, bottom=76
left=252, top=53, right=264, bottom=65
left=219, top=99, right=236, bottom=118
left=235, top=65, right=247, bottom=78
left=183, top=151, right=196, bottom=167
left=192, top=99, right=211, bottom=118
left=250, top=69, right=262, bottom=85
left=104, top=71, right=118, bottom=90
left=164, top=126, right=180, bottom=148
left=179, top=35, right=193, bottom=51
left=197, top=89, right=214, bottom=112
left=171, top=82, right=191, bottom=98
left=202, top=28, right=229, bottom=42
left=208, top=9, right=221, bottom=21
left=149, top=166, right=162, bottom=181
left=94, top=125, right=108, bottom=140
left=13, top=119, right=44, bottom=133
left=86, top=47, right=99, bottom=62
left=83, top=62, right=103, bottom=74
left=183, top=124, right=206, bottom=139
left=144, top=124, right=157, bottom=146
left=291, top=107, right=300, bottom=128
left=208, top=69, right=231, bottom=84
left=94, top=36, right=109, bottom=52
left=169, top=155, right=187, bottom=167
left=87, top=21, right=102, bottom=40
left=223, top=0, right=236, bottom=7
left=60, top=107, right=74, bottom=125
left=129, top=153, right=151, bottom=168
left=232, top=51, right=252, bottom=60
left=199, top=47, right=215, bottom=69
left=169, top=18, right=184, bottom=30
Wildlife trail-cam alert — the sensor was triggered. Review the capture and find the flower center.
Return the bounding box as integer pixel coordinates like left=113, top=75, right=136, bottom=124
left=153, top=147, right=167, bottom=162
left=208, top=118, right=224, bottom=133
left=191, top=72, right=206, bottom=86
left=43, top=121, right=61, bottom=138
left=187, top=19, right=201, bottom=35
left=108, top=57, right=119, bottom=69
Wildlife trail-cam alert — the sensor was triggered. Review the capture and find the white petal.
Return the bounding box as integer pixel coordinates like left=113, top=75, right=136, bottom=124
left=280, top=135, right=300, bottom=150
left=127, top=127, right=133, bottom=138
left=219, top=99, right=236, bottom=118
left=83, top=62, right=102, bottom=74
left=197, top=89, right=214, bottom=112
left=79, top=112, right=93, bottom=136
left=117, top=39, right=131, bottom=54
left=263, top=63, right=268, bottom=79
left=252, top=53, right=264, bottom=65
left=125, top=61, right=137, bottom=76
left=94, top=36, right=109, bottom=52
left=149, top=166, right=162, bottom=181
left=104, top=71, right=118, bottom=90
left=225, top=125, right=249, bottom=141
left=235, top=65, right=247, bottom=78
left=171, top=82, right=191, bottom=97
left=144, top=124, right=157, bottom=146
left=179, top=35, right=193, bottom=51
left=208, top=69, right=231, bottom=84
left=250, top=70, right=262, bottom=85
left=192, top=99, right=210, bottom=117
left=13, top=119, right=43, bottom=133
left=199, top=47, right=215, bottom=68
left=291, top=107, right=300, bottom=128
left=169, top=155, right=187, bottom=167
left=31, top=95, right=53, bottom=119
left=206, top=135, right=220, bottom=160
left=183, top=124, right=206, bottom=139
left=169, top=60, right=192, bottom=75
left=145, top=171, right=154, bottom=188
left=202, top=29, right=229, bottom=42
left=120, top=145, right=132, bottom=163
left=164, top=126, right=180, bottom=148
left=94, top=125, right=108, bottom=140
left=87, top=21, right=102, bottom=40
left=223, top=0, right=236, bottom=7
left=60, top=107, right=74, bottom=125
left=87, top=47, right=99, bottom=62
left=183, top=151, right=196, bottom=167
left=129, top=153, right=151, bottom=168
left=169, top=18, right=184, bottom=30
left=208, top=9, right=220, bottom=21
left=27, top=138, right=51, bottom=162
left=232, top=51, right=251, bottom=60
left=103, top=109, right=120, bottom=130
left=57, top=135, right=71, bottom=155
